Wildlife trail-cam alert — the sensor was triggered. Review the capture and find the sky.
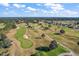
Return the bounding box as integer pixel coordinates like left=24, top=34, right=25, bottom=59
left=0, top=3, right=79, bottom=17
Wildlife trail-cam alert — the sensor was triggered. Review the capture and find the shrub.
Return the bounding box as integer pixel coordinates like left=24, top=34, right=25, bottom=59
left=60, top=29, right=65, bottom=34
left=49, top=40, right=58, bottom=50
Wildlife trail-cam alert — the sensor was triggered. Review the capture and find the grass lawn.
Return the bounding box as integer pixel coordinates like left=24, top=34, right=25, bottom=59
left=34, top=45, right=68, bottom=56
left=47, top=45, right=68, bottom=56
left=15, top=24, right=33, bottom=48
left=46, top=25, right=79, bottom=54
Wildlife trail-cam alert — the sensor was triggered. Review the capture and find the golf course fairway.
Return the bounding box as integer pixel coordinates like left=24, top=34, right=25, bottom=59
left=16, top=25, right=33, bottom=48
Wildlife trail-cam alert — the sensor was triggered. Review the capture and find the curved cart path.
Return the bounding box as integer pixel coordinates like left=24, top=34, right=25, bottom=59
left=35, top=27, right=76, bottom=56
left=6, top=29, right=23, bottom=56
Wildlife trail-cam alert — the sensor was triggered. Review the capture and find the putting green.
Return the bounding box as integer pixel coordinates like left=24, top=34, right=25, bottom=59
left=16, top=25, right=33, bottom=48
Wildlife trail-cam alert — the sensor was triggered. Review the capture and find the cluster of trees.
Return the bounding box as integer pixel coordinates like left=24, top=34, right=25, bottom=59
left=0, top=50, right=9, bottom=56
left=0, top=20, right=17, bottom=34
left=0, top=19, right=16, bottom=56
left=41, top=24, right=52, bottom=30
left=31, top=40, right=58, bottom=56
left=35, top=40, right=58, bottom=52
left=54, top=29, right=65, bottom=35
left=49, top=40, right=58, bottom=50
left=0, top=33, right=12, bottom=48
left=4, top=21, right=16, bottom=30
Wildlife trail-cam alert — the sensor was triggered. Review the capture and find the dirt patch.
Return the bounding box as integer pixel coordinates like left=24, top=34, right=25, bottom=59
left=6, top=29, right=23, bottom=56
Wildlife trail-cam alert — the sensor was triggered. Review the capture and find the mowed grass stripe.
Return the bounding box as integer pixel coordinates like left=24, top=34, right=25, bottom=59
left=47, top=45, right=68, bottom=56
left=16, top=25, right=33, bottom=48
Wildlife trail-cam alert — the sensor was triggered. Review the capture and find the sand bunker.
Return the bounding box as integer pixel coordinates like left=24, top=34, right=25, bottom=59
left=24, top=35, right=29, bottom=39
left=16, top=27, right=19, bottom=29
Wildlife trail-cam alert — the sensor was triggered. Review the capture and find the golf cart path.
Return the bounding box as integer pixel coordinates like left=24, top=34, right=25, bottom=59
left=36, top=28, right=76, bottom=56
left=6, top=29, right=23, bottom=56
left=58, top=43, right=76, bottom=56
left=28, top=25, right=75, bottom=56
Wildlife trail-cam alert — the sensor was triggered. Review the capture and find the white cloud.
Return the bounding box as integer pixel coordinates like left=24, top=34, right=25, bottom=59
left=42, top=10, right=48, bottom=13
left=44, top=3, right=53, bottom=6
left=26, top=7, right=37, bottom=12
left=52, top=9, right=79, bottom=17
left=64, top=10, right=78, bottom=15
left=36, top=4, right=41, bottom=6
left=0, top=0, right=79, bottom=3
left=13, top=4, right=20, bottom=8
left=44, top=3, right=64, bottom=12
left=21, top=5, right=26, bottom=8
left=40, top=9, right=54, bottom=14
left=24, top=10, right=30, bottom=12
left=3, top=12, right=8, bottom=15
left=13, top=4, right=26, bottom=8
left=51, top=4, right=64, bottom=11
left=5, top=8, right=9, bottom=10
left=44, top=3, right=78, bottom=17
left=0, top=3, right=9, bottom=7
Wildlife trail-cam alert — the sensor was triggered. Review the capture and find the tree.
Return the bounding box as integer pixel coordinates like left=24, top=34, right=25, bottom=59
left=0, top=33, right=6, bottom=41
left=27, top=25, right=32, bottom=28
left=77, top=42, right=79, bottom=45
left=41, top=34, right=45, bottom=38
left=43, top=27, right=49, bottom=30
left=12, top=24, right=17, bottom=29
left=2, top=39, right=12, bottom=48
left=60, top=29, right=65, bottom=34
left=36, top=46, right=50, bottom=52
left=49, top=40, right=58, bottom=50
left=38, top=23, right=42, bottom=25
left=0, top=33, right=12, bottom=48
left=48, top=24, right=51, bottom=28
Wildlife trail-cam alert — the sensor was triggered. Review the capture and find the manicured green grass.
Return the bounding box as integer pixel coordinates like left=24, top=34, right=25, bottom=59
left=16, top=25, right=33, bottom=48
left=47, top=45, right=68, bottom=56
left=34, top=45, right=67, bottom=56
